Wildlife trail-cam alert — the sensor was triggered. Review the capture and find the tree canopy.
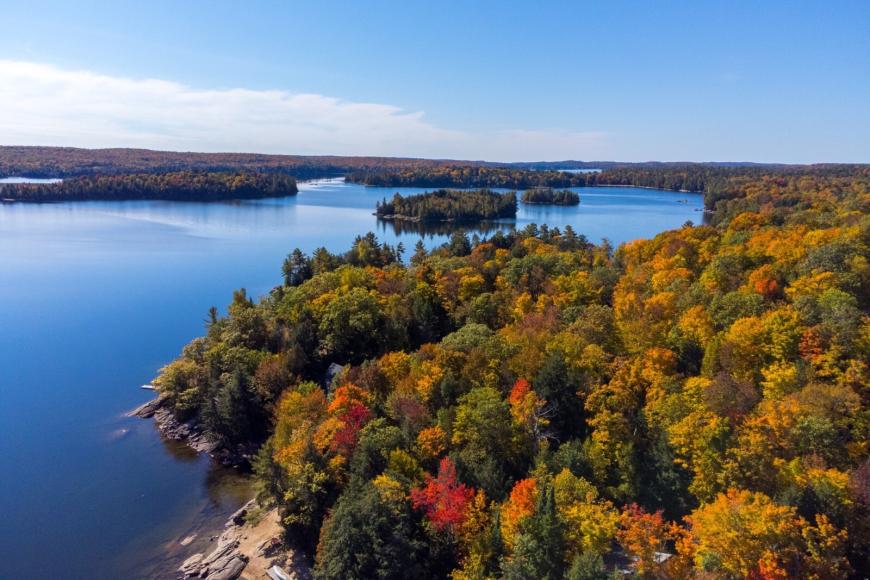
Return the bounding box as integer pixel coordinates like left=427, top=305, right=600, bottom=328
left=521, top=188, right=580, bottom=206
left=0, top=171, right=298, bottom=202
left=155, top=164, right=870, bottom=578
left=375, top=189, right=517, bottom=223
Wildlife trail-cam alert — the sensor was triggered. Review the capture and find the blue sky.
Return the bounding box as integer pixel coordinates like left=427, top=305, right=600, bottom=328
left=1, top=0, right=868, bottom=162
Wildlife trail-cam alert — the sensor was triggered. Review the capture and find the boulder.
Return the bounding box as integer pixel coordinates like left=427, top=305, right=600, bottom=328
left=178, top=553, right=204, bottom=576
left=208, top=556, right=247, bottom=580
left=126, top=396, right=165, bottom=418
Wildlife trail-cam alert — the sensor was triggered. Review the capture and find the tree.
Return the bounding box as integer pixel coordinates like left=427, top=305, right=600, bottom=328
left=204, top=368, right=257, bottom=444
left=565, top=552, right=608, bottom=580
left=448, top=232, right=472, bottom=257
left=315, top=482, right=427, bottom=580
left=311, top=246, right=341, bottom=274
left=317, top=287, right=387, bottom=363
left=500, top=478, right=538, bottom=550
left=452, top=387, right=519, bottom=499
left=283, top=248, right=313, bottom=286
left=617, top=504, right=672, bottom=576
left=412, top=239, right=428, bottom=265
left=534, top=354, right=584, bottom=441
left=553, top=469, right=619, bottom=558
left=508, top=378, right=550, bottom=448
left=411, top=457, right=475, bottom=533
left=687, top=489, right=804, bottom=577
left=501, top=485, right=565, bottom=580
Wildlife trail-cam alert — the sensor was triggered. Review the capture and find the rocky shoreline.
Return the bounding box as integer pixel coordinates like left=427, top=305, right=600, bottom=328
left=177, top=500, right=311, bottom=580
left=127, top=396, right=312, bottom=579
left=128, top=396, right=254, bottom=467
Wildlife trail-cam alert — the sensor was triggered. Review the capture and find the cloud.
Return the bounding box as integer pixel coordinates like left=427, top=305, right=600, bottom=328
left=0, top=60, right=607, bottom=161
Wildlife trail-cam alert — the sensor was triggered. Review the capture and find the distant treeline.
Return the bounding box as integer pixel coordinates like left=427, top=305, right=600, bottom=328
left=351, top=167, right=588, bottom=189
left=2, top=147, right=866, bottom=212
left=0, top=146, right=476, bottom=180
left=598, top=164, right=870, bottom=217
left=352, top=164, right=870, bottom=210
left=0, top=171, right=298, bottom=202
left=1, top=146, right=793, bottom=180
left=521, top=187, right=580, bottom=205
left=376, top=189, right=517, bottom=222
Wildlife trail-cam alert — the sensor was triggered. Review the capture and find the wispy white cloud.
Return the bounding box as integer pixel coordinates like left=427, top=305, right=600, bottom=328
left=0, top=60, right=607, bottom=161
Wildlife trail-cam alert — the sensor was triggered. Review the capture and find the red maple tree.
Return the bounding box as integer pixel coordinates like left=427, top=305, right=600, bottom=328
left=410, top=457, right=474, bottom=533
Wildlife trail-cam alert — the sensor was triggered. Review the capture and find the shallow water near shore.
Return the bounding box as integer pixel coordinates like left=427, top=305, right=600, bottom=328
left=0, top=179, right=701, bottom=578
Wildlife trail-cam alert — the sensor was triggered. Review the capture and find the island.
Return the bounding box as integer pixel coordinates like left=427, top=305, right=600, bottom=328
left=0, top=171, right=298, bottom=202
left=3, top=146, right=865, bottom=214
left=374, top=188, right=517, bottom=222
left=139, top=163, right=869, bottom=579
left=520, top=187, right=580, bottom=205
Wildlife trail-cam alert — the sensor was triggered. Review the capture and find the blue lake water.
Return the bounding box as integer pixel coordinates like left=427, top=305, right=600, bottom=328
left=0, top=179, right=702, bottom=578
left=0, top=177, right=63, bottom=184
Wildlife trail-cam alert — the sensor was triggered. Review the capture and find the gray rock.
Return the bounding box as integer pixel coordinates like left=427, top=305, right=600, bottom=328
left=227, top=499, right=256, bottom=527
left=126, top=396, right=165, bottom=418
left=208, top=556, right=247, bottom=580
left=179, top=553, right=204, bottom=576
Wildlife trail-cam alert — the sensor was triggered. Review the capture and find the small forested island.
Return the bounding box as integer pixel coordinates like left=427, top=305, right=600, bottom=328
left=149, top=165, right=870, bottom=579
left=521, top=187, right=580, bottom=205
left=0, top=171, right=298, bottom=202
left=375, top=189, right=517, bottom=222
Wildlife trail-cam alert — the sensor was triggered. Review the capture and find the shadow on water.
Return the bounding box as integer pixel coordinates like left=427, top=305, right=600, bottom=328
left=376, top=217, right=514, bottom=238
left=159, top=436, right=203, bottom=463
left=115, top=457, right=255, bottom=579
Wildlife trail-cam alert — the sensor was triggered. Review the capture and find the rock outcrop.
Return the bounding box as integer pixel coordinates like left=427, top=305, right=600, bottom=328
left=126, top=396, right=165, bottom=419
left=177, top=499, right=311, bottom=580
left=128, top=396, right=251, bottom=465
left=178, top=500, right=256, bottom=579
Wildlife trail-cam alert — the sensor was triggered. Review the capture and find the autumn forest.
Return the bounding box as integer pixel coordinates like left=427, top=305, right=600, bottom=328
left=150, top=165, right=870, bottom=578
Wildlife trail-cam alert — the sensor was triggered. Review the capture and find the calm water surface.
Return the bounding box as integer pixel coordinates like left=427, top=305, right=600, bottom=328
left=0, top=179, right=702, bottom=578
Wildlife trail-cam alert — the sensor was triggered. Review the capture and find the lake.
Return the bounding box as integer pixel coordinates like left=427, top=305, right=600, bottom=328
left=0, top=178, right=702, bottom=578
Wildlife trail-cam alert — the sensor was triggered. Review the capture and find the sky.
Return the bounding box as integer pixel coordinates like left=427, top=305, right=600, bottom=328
left=0, top=0, right=868, bottom=163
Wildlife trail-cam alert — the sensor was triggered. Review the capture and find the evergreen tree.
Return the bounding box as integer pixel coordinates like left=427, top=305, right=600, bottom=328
left=565, top=552, right=609, bottom=580
left=502, top=486, right=565, bottom=580
left=282, top=248, right=313, bottom=286
left=534, top=354, right=585, bottom=441
left=412, top=239, right=428, bottom=265
left=314, top=482, right=426, bottom=580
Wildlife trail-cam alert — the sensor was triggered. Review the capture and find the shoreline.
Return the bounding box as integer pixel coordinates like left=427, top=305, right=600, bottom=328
left=354, top=179, right=705, bottom=196
left=128, top=396, right=254, bottom=467
left=175, top=499, right=312, bottom=580
left=375, top=213, right=514, bottom=223
left=128, top=397, right=313, bottom=579
left=520, top=200, right=580, bottom=206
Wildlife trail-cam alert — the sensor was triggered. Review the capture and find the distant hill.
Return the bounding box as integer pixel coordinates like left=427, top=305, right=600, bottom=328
left=0, top=145, right=832, bottom=179
left=0, top=146, right=484, bottom=179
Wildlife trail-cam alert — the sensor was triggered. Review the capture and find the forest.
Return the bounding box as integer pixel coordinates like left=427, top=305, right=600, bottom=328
left=351, top=164, right=868, bottom=213
left=375, top=189, right=518, bottom=222
left=350, top=167, right=590, bottom=189
left=154, top=166, right=869, bottom=578
left=521, top=188, right=581, bottom=206
left=0, top=145, right=470, bottom=179
left=0, top=171, right=298, bottom=202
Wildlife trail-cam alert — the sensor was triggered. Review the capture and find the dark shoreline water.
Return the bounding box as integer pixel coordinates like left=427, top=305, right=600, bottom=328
left=0, top=178, right=702, bottom=578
